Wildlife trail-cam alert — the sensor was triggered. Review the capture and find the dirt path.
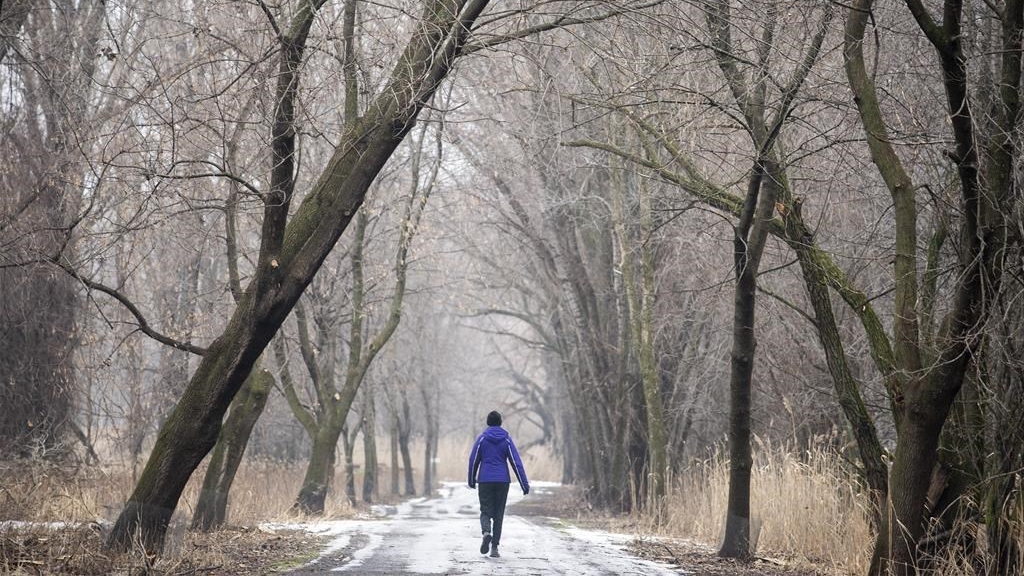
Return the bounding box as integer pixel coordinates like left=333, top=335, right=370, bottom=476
left=280, top=482, right=680, bottom=575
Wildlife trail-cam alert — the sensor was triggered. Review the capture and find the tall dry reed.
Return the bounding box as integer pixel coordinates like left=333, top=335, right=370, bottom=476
left=640, top=441, right=873, bottom=573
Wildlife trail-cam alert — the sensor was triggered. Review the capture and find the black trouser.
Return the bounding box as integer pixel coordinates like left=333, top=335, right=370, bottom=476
left=478, top=482, right=510, bottom=546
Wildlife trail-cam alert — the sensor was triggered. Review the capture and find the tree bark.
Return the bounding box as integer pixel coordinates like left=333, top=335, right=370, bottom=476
left=361, top=383, right=378, bottom=503
left=845, top=0, right=1020, bottom=570
left=611, top=164, right=668, bottom=504
left=399, top=393, right=416, bottom=495
left=719, top=159, right=775, bottom=559
left=191, top=368, right=273, bottom=530
left=296, top=419, right=345, bottom=514
left=190, top=101, right=266, bottom=531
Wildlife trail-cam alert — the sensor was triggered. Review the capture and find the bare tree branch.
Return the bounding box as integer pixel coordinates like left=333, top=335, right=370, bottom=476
left=56, top=259, right=207, bottom=356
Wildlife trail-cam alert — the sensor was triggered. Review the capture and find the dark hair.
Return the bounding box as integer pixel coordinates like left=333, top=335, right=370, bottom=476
left=486, top=411, right=502, bottom=427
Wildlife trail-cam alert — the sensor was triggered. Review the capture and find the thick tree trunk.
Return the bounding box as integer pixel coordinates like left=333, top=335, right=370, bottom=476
left=719, top=264, right=756, bottom=559
left=296, top=420, right=345, bottom=514
left=106, top=313, right=279, bottom=551
left=191, top=368, right=273, bottom=530
left=871, top=400, right=946, bottom=575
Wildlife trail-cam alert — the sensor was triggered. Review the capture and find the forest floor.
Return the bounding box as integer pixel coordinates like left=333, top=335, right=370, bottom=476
left=1, top=483, right=834, bottom=575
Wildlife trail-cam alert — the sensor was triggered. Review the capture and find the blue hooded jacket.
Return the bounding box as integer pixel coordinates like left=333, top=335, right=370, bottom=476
left=468, top=426, right=529, bottom=494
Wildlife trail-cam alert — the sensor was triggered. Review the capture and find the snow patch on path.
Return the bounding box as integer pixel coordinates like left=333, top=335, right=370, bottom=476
left=265, top=482, right=681, bottom=575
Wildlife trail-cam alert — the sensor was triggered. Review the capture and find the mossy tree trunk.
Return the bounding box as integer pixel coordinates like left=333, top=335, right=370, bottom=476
left=191, top=368, right=274, bottom=530
left=295, top=414, right=345, bottom=513
left=780, top=201, right=888, bottom=522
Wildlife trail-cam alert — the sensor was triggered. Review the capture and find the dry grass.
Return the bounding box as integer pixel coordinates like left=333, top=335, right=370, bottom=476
left=0, top=458, right=355, bottom=526
left=0, top=434, right=557, bottom=526
left=432, top=437, right=562, bottom=484
left=190, top=458, right=356, bottom=524
left=0, top=458, right=349, bottom=574
left=914, top=505, right=1024, bottom=575
left=635, top=442, right=873, bottom=574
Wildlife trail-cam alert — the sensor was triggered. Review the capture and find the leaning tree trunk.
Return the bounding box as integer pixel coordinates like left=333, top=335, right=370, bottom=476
left=191, top=368, right=273, bottom=530
left=781, top=195, right=888, bottom=521
left=106, top=0, right=497, bottom=553
left=191, top=95, right=265, bottom=532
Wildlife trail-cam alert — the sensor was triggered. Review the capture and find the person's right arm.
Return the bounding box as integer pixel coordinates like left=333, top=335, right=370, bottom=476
left=467, top=435, right=484, bottom=489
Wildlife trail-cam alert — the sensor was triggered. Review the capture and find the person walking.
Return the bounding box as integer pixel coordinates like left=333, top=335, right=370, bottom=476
left=467, top=410, right=529, bottom=558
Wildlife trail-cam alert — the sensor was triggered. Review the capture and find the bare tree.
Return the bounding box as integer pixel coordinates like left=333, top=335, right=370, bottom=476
left=278, top=124, right=437, bottom=512
left=845, top=0, right=1022, bottom=571
left=106, top=0, right=499, bottom=551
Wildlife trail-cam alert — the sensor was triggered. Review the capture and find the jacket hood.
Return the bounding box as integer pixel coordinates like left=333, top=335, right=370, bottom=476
left=482, top=426, right=509, bottom=443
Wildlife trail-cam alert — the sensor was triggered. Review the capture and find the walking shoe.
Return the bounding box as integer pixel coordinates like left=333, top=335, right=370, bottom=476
left=480, top=532, right=492, bottom=554
left=489, top=544, right=500, bottom=558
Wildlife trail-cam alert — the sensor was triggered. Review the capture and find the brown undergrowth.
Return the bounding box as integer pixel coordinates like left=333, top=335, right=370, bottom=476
left=0, top=459, right=346, bottom=574
left=0, top=523, right=325, bottom=575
